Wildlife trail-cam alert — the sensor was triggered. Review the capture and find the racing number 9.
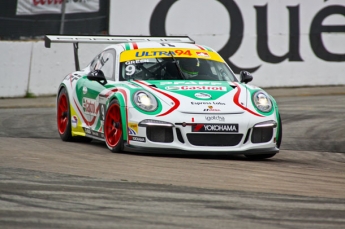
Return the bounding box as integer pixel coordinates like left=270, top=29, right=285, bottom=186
left=126, top=65, right=135, bottom=75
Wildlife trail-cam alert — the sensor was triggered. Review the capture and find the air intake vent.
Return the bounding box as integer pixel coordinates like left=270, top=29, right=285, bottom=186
left=187, top=134, right=243, bottom=146
left=146, top=126, right=173, bottom=143
left=251, top=127, right=273, bottom=143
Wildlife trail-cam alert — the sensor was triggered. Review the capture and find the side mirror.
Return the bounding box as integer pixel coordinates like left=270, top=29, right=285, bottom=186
left=87, top=70, right=107, bottom=85
left=240, top=71, right=253, bottom=84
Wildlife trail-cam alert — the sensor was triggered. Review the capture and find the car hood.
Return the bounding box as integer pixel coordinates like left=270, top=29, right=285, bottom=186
left=133, top=80, right=247, bottom=114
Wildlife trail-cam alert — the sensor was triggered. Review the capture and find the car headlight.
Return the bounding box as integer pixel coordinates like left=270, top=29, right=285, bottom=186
left=133, top=90, right=158, bottom=112
left=253, top=91, right=272, bottom=112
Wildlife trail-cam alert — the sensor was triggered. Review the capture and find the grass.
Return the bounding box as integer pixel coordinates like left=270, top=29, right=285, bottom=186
left=24, top=91, right=36, bottom=98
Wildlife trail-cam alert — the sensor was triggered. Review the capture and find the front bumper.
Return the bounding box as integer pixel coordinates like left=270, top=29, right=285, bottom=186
left=123, top=144, right=279, bottom=155
left=126, top=108, right=279, bottom=154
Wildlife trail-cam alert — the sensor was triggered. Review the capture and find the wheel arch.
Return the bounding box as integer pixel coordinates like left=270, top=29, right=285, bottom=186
left=106, top=92, right=128, bottom=141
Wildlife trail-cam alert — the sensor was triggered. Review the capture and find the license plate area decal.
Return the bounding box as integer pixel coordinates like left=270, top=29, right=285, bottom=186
left=192, top=124, right=238, bottom=132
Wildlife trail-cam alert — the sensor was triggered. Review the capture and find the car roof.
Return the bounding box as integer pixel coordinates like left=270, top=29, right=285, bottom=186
left=105, top=42, right=215, bottom=53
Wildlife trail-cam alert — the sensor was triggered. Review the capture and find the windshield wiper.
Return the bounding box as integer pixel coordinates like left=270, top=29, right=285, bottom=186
left=169, top=51, right=186, bottom=80
left=156, top=58, right=166, bottom=71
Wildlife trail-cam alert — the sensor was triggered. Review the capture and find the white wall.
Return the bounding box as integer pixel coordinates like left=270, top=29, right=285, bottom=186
left=0, top=41, right=109, bottom=97
left=1, top=0, right=344, bottom=97
left=0, top=41, right=32, bottom=97
left=110, top=0, right=345, bottom=87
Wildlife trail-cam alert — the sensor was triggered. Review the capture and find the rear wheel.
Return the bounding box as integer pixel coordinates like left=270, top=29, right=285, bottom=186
left=57, top=87, right=92, bottom=143
left=104, top=99, right=123, bottom=152
left=57, top=87, right=73, bottom=141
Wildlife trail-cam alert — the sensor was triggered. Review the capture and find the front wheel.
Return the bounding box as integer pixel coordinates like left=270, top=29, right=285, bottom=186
left=276, top=112, right=282, bottom=149
left=104, top=99, right=123, bottom=153
left=57, top=87, right=73, bottom=141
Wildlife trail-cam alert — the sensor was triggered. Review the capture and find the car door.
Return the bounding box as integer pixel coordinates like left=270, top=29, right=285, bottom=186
left=82, top=49, right=116, bottom=138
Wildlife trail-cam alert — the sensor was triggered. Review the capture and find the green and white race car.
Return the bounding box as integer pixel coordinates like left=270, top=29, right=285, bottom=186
left=45, top=35, right=282, bottom=159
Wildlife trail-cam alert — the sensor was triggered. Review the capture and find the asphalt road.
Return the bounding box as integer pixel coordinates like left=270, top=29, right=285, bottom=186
left=0, top=90, right=345, bottom=229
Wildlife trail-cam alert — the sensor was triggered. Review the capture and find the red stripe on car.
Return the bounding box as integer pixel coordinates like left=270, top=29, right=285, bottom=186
left=195, top=44, right=205, bottom=50
left=134, top=80, right=180, bottom=117
left=233, top=83, right=263, bottom=117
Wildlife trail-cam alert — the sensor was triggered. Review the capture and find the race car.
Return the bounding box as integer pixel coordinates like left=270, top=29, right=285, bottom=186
left=45, top=35, right=282, bottom=159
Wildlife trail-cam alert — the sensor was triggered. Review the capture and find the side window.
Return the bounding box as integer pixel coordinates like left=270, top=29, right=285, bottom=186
left=94, top=49, right=115, bottom=81
left=90, top=53, right=100, bottom=70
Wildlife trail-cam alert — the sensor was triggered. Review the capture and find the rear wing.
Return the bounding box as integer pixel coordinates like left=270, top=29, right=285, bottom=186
left=44, top=35, right=195, bottom=71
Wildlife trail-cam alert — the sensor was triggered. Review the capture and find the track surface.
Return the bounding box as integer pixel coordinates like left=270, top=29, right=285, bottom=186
left=0, top=95, right=345, bottom=229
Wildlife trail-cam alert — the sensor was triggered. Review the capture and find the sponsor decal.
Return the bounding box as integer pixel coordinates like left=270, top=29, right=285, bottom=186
left=165, top=86, right=226, bottom=91
left=129, top=136, right=146, bottom=142
left=71, top=115, right=78, bottom=128
left=84, top=127, right=104, bottom=138
left=135, top=49, right=193, bottom=58
left=65, top=74, right=81, bottom=81
left=82, top=98, right=97, bottom=116
left=82, top=86, right=87, bottom=95
left=83, top=127, right=91, bottom=135
left=196, top=52, right=210, bottom=58
left=160, top=81, right=222, bottom=85
left=192, top=124, right=238, bottom=132
left=191, top=101, right=225, bottom=105
left=16, top=0, right=100, bottom=15
left=128, top=122, right=138, bottom=135
left=165, top=86, right=180, bottom=91
left=203, top=106, right=221, bottom=112
left=205, top=116, right=225, bottom=122
left=125, top=59, right=149, bottom=65
left=194, top=93, right=211, bottom=99
left=91, top=130, right=104, bottom=138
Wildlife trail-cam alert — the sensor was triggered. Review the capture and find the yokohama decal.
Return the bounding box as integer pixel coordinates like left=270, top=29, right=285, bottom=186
left=192, top=124, right=238, bottom=132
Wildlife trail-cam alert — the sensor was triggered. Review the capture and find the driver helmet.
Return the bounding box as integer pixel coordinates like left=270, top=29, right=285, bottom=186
left=179, top=58, right=200, bottom=78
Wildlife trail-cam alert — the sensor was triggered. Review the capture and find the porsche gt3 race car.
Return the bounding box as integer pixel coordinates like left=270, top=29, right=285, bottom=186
left=45, top=35, right=282, bottom=159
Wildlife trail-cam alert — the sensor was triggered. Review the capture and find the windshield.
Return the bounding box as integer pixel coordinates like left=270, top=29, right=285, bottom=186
left=119, top=57, right=238, bottom=82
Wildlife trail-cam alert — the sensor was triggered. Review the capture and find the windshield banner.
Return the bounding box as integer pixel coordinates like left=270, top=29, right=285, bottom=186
left=16, top=0, right=100, bottom=15
left=120, top=48, right=224, bottom=63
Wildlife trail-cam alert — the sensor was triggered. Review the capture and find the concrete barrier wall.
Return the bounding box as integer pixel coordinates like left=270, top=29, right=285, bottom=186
left=1, top=0, right=344, bottom=98
left=0, top=42, right=32, bottom=97
left=0, top=41, right=109, bottom=97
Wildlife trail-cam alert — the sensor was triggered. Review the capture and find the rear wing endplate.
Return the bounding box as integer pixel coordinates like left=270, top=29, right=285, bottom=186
left=44, top=35, right=195, bottom=71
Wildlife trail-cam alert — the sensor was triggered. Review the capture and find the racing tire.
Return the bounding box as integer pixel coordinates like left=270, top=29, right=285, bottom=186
left=104, top=99, right=124, bottom=153
left=57, top=87, right=73, bottom=141
left=276, top=112, right=282, bottom=149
